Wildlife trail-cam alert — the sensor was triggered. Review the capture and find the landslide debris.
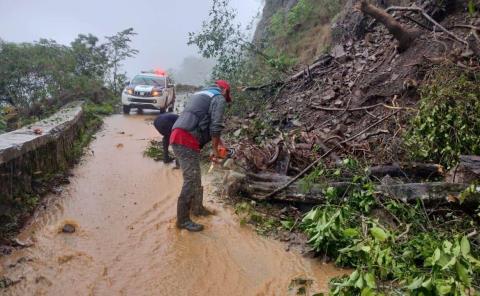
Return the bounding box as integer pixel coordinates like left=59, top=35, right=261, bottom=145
left=226, top=0, right=480, bottom=175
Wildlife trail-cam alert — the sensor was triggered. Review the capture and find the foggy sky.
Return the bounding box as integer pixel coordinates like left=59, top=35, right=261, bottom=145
left=0, top=0, right=262, bottom=78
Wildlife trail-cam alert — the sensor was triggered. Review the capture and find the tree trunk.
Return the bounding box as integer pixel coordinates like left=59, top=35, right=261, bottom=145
left=228, top=171, right=474, bottom=205
left=368, top=163, right=444, bottom=179
left=447, top=155, right=480, bottom=183
left=359, top=0, right=420, bottom=51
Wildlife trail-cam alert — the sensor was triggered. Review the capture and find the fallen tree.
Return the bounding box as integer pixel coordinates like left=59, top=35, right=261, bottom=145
left=226, top=170, right=475, bottom=205
left=359, top=0, right=420, bottom=51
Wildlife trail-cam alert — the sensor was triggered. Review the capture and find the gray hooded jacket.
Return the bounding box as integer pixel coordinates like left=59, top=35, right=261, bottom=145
left=172, top=86, right=227, bottom=148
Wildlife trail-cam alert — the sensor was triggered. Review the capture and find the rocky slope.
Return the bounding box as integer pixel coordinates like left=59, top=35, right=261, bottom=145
left=229, top=0, right=479, bottom=174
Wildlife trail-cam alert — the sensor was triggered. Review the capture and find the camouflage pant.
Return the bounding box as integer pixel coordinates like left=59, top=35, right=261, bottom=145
left=172, top=144, right=202, bottom=224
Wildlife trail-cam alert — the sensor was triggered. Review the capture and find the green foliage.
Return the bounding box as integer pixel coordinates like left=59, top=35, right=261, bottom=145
left=105, top=28, right=138, bottom=95
left=300, top=158, right=480, bottom=295
left=287, top=0, right=315, bottom=30
left=468, top=0, right=476, bottom=16
left=265, top=0, right=343, bottom=65
left=143, top=140, right=164, bottom=161
left=234, top=201, right=280, bottom=235
left=0, top=28, right=137, bottom=133
left=188, top=0, right=290, bottom=116
left=405, top=66, right=480, bottom=169
left=0, top=110, right=6, bottom=133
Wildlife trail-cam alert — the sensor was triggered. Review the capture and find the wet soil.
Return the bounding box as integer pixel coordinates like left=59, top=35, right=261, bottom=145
left=0, top=113, right=344, bottom=295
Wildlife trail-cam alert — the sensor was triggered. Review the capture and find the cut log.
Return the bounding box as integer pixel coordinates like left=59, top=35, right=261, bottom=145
left=447, top=155, right=480, bottom=183
left=228, top=171, right=475, bottom=205
left=368, top=163, right=444, bottom=179
left=360, top=1, right=420, bottom=51
left=376, top=182, right=470, bottom=204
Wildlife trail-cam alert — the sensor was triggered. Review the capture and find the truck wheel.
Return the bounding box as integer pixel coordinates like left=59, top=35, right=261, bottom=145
left=123, top=105, right=131, bottom=114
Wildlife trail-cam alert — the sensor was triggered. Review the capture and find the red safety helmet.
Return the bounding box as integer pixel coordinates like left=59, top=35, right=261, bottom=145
left=215, top=80, right=232, bottom=103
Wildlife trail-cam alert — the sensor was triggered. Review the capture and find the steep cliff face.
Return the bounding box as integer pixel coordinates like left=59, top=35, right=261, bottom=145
left=253, top=0, right=346, bottom=65
left=253, top=0, right=299, bottom=44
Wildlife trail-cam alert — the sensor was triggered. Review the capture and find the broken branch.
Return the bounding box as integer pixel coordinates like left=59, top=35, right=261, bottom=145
left=386, top=5, right=468, bottom=46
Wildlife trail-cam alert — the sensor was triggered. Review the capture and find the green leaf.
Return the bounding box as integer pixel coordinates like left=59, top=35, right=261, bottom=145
left=364, top=273, right=376, bottom=289
left=460, top=236, right=470, bottom=256
left=355, top=274, right=364, bottom=289
left=443, top=240, right=453, bottom=254
left=348, top=270, right=360, bottom=285
left=435, top=282, right=452, bottom=295
left=455, top=261, right=471, bottom=285
left=360, top=287, right=376, bottom=296
left=360, top=245, right=371, bottom=253
left=370, top=227, right=388, bottom=242
left=422, top=277, right=432, bottom=289
left=407, top=276, right=425, bottom=290
left=342, top=228, right=359, bottom=238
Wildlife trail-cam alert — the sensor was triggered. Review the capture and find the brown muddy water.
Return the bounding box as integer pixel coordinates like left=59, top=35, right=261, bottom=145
left=0, top=113, right=344, bottom=295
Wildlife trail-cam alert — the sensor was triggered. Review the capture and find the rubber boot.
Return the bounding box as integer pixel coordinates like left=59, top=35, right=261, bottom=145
left=176, top=197, right=204, bottom=232
left=192, top=186, right=214, bottom=216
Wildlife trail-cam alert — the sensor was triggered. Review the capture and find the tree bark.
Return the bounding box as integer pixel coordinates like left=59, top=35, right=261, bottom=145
left=447, top=155, right=480, bottom=183
left=368, top=163, right=444, bottom=179
left=359, top=1, right=420, bottom=51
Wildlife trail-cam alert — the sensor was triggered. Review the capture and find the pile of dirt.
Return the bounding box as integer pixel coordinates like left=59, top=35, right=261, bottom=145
left=227, top=0, right=479, bottom=175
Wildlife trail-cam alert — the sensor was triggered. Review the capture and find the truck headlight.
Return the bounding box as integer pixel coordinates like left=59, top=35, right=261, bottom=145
left=124, top=88, right=133, bottom=95
left=152, top=90, right=161, bottom=97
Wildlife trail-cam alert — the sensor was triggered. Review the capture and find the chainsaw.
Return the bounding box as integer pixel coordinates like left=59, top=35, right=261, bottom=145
left=208, top=145, right=235, bottom=173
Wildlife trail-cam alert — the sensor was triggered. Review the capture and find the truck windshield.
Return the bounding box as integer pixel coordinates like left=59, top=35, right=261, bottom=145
left=131, top=75, right=166, bottom=87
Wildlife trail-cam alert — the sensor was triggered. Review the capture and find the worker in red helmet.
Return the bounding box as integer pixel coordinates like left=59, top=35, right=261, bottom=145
left=170, top=80, right=232, bottom=232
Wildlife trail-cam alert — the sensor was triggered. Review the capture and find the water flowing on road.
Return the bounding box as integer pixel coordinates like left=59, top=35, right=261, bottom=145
left=0, top=112, right=344, bottom=295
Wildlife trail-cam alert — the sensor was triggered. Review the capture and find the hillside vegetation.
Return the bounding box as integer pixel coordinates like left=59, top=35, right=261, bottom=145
left=0, top=28, right=137, bottom=133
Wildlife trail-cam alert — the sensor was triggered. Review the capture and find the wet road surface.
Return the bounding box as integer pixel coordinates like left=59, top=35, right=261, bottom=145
left=0, top=113, right=344, bottom=295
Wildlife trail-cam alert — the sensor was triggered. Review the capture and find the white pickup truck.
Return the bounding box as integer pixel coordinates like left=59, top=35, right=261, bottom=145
left=121, top=72, right=176, bottom=114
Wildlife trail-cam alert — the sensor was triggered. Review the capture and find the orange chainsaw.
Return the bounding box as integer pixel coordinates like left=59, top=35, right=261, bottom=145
left=208, top=144, right=235, bottom=173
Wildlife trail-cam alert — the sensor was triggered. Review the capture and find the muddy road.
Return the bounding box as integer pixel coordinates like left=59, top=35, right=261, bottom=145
left=1, top=112, right=343, bottom=295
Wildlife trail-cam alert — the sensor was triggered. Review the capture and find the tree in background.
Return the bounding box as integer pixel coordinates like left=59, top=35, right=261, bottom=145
left=105, top=28, right=138, bottom=95
left=0, top=28, right=138, bottom=132
left=188, top=0, right=291, bottom=116
left=71, top=34, right=109, bottom=79
left=188, top=0, right=290, bottom=81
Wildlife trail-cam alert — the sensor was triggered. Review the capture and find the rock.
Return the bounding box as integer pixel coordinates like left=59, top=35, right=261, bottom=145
left=233, top=128, right=242, bottom=137
left=446, top=155, right=480, bottom=183
left=323, top=89, right=336, bottom=101
left=62, top=224, right=76, bottom=234
left=291, top=119, right=302, bottom=127
left=331, top=44, right=346, bottom=59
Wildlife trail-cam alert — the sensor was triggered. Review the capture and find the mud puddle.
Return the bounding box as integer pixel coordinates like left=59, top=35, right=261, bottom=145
left=0, top=112, right=344, bottom=295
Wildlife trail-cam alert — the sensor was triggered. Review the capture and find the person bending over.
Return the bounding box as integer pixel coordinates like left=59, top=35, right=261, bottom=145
left=170, top=80, right=232, bottom=232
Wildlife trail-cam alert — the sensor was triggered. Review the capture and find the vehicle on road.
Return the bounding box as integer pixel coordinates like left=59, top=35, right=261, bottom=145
left=121, top=71, right=176, bottom=114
